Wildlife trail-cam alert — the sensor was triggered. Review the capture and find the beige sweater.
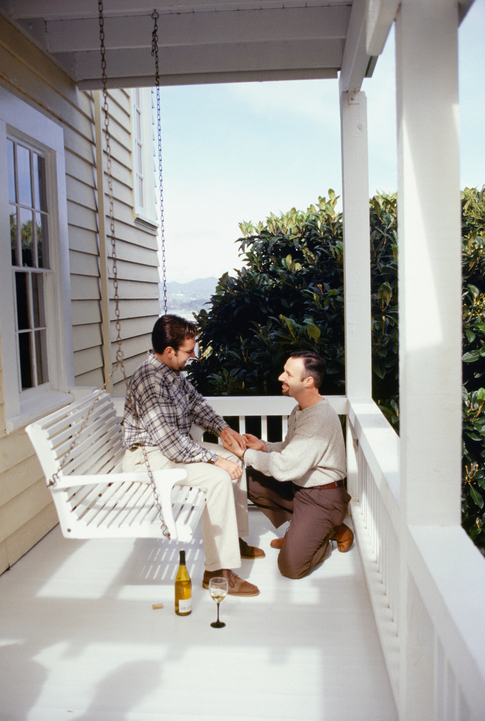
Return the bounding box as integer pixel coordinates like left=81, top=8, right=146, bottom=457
left=244, top=399, right=346, bottom=488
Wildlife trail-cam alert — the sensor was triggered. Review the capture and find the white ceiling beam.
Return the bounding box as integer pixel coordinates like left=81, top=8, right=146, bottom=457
left=6, top=0, right=351, bottom=20
left=339, top=0, right=372, bottom=94
left=70, top=38, right=343, bottom=85
left=24, top=6, right=350, bottom=54
left=365, top=0, right=399, bottom=56
left=78, top=67, right=338, bottom=89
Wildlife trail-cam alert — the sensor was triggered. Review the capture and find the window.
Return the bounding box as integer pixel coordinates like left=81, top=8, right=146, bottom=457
left=8, top=138, right=50, bottom=391
left=131, top=88, right=158, bottom=227
left=0, top=87, right=74, bottom=431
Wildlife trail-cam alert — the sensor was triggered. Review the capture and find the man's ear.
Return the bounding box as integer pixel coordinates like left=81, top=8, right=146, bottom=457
left=303, top=375, right=314, bottom=388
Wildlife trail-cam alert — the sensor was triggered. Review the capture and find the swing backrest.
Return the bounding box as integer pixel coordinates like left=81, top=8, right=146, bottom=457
left=25, top=390, right=204, bottom=542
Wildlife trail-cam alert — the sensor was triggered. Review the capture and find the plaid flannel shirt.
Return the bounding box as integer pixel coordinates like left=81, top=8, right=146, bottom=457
left=123, top=352, right=228, bottom=463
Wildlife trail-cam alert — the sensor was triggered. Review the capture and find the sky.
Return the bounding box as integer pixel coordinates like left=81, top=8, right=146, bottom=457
left=159, top=0, right=485, bottom=284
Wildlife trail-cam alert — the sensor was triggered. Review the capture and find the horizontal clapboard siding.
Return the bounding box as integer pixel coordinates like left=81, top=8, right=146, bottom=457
left=0, top=18, right=162, bottom=572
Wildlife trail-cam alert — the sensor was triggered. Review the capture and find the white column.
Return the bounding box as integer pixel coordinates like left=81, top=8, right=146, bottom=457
left=396, top=0, right=461, bottom=717
left=340, top=90, right=372, bottom=402
left=340, top=90, right=372, bottom=500
left=397, top=0, right=461, bottom=536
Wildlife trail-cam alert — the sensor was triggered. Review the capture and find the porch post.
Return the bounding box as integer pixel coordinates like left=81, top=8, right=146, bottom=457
left=340, top=91, right=372, bottom=496
left=396, top=0, right=461, bottom=717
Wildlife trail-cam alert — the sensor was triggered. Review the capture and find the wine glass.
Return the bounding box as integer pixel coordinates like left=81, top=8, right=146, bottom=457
left=209, top=576, right=228, bottom=628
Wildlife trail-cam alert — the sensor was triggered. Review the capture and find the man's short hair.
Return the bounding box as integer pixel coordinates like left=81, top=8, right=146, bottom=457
left=152, top=314, right=197, bottom=354
left=290, top=350, right=327, bottom=389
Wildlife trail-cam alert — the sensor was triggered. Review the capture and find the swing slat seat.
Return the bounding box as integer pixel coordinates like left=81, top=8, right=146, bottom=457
left=25, top=390, right=206, bottom=543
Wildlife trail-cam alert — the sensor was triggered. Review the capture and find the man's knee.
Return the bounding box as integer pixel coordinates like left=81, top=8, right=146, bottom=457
left=277, top=534, right=330, bottom=579
left=277, top=552, right=309, bottom=579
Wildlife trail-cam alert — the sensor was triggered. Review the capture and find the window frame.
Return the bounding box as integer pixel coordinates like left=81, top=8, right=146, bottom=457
left=0, top=88, right=74, bottom=432
left=131, top=87, right=158, bottom=228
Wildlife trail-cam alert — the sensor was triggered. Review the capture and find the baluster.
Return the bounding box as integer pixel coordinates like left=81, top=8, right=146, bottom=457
left=261, top=415, right=268, bottom=441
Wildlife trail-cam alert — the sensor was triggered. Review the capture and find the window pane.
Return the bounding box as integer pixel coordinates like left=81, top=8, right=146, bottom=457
left=35, top=329, right=49, bottom=384
left=136, top=141, right=143, bottom=173
left=18, top=332, right=32, bottom=389
left=10, top=205, right=18, bottom=265
left=15, top=272, right=30, bottom=330
left=7, top=139, right=16, bottom=203
left=17, top=144, right=32, bottom=207
left=33, top=153, right=47, bottom=211
left=19, top=207, right=34, bottom=267
left=32, top=273, right=46, bottom=327
left=136, top=108, right=142, bottom=140
left=36, top=213, right=49, bottom=268
left=137, top=176, right=144, bottom=208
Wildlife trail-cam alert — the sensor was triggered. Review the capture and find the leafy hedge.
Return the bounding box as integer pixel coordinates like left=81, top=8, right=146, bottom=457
left=188, top=188, right=485, bottom=552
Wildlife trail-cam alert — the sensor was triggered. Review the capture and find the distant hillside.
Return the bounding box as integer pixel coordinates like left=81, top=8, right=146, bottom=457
left=166, top=277, right=218, bottom=296
left=161, top=277, right=218, bottom=320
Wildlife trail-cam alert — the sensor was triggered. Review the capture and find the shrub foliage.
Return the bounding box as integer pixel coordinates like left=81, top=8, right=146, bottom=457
left=188, top=188, right=485, bottom=552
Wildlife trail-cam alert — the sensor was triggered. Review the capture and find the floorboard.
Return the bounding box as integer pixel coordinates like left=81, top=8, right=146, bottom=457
left=0, top=509, right=398, bottom=721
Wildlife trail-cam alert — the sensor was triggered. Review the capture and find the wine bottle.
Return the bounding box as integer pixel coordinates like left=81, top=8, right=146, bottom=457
left=174, top=549, right=192, bottom=616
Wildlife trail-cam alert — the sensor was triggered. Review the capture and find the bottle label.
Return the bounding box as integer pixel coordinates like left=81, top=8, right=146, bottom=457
left=178, top=598, right=192, bottom=614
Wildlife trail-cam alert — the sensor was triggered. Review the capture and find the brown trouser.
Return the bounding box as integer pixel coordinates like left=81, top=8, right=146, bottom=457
left=247, top=469, right=351, bottom=579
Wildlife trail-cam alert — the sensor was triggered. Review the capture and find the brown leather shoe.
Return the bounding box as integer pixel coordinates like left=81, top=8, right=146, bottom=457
left=203, top=568, right=260, bottom=596
left=239, top=537, right=265, bottom=559
left=270, top=536, right=285, bottom=549
left=332, top=523, right=354, bottom=552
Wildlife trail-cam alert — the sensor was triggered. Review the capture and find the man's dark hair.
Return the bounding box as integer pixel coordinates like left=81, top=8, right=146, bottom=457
left=152, top=314, right=197, bottom=354
left=289, top=350, right=327, bottom=389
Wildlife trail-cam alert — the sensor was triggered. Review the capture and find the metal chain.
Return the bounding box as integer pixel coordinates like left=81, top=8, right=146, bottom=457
left=151, top=10, right=168, bottom=315
left=50, top=7, right=125, bottom=488
left=98, top=0, right=126, bottom=382
left=52, top=1, right=171, bottom=538
left=48, top=390, right=104, bottom=487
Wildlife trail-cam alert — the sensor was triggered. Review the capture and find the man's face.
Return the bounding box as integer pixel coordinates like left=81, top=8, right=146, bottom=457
left=278, top=357, right=307, bottom=398
left=168, top=338, right=197, bottom=371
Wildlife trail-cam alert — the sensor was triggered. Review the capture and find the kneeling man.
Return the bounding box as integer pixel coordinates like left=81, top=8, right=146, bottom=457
left=223, top=351, right=352, bottom=579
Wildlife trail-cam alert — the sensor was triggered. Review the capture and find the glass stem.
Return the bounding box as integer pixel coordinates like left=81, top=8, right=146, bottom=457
left=217, top=602, right=220, bottom=623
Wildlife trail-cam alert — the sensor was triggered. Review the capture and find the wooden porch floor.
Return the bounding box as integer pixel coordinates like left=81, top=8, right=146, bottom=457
left=0, top=509, right=397, bottom=721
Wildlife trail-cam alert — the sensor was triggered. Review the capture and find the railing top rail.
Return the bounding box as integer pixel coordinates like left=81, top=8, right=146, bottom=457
left=203, top=395, right=348, bottom=416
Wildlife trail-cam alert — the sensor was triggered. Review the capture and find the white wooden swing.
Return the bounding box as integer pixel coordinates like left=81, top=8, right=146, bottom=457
left=25, top=6, right=206, bottom=545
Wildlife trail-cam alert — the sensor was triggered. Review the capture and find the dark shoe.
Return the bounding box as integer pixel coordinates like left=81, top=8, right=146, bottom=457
left=203, top=568, right=260, bottom=597
left=332, top=523, right=354, bottom=552
left=270, top=536, right=285, bottom=549
left=239, top=537, right=265, bottom=559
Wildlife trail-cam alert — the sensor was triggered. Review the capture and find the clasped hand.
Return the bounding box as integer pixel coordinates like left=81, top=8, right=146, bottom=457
left=220, top=429, right=266, bottom=458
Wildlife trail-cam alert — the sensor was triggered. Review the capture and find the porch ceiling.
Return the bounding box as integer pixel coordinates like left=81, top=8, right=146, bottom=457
left=1, top=0, right=375, bottom=91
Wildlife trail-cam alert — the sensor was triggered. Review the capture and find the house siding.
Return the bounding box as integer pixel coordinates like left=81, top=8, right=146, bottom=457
left=0, top=18, right=161, bottom=572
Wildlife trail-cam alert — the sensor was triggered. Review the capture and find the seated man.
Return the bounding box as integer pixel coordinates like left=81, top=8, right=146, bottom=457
left=122, top=314, right=264, bottom=596
left=223, top=350, right=353, bottom=579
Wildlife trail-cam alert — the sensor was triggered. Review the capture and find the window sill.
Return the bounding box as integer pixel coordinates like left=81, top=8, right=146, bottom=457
left=6, top=391, right=74, bottom=434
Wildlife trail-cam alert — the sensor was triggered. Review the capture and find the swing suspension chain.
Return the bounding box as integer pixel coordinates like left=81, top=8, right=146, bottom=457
left=98, top=0, right=126, bottom=380
left=151, top=10, right=168, bottom=315
left=56, top=2, right=171, bottom=537
left=50, top=2, right=123, bottom=489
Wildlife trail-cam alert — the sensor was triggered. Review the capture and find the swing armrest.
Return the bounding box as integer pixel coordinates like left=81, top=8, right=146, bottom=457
left=52, top=468, right=187, bottom=490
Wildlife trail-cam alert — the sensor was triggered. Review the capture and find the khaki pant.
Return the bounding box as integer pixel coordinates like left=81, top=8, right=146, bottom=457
left=123, top=442, right=248, bottom=572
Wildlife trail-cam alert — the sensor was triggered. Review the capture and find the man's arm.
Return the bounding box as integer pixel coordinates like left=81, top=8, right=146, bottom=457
left=125, top=370, right=217, bottom=463
left=243, top=433, right=266, bottom=452
left=235, top=407, right=345, bottom=483
left=220, top=426, right=247, bottom=451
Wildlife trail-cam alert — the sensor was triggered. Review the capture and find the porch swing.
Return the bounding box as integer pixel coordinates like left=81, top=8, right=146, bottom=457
left=25, top=7, right=206, bottom=544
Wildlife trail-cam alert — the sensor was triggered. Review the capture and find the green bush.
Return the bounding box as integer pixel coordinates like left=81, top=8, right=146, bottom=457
left=189, top=192, right=345, bottom=396
left=188, top=188, right=485, bottom=553
left=461, top=188, right=485, bottom=549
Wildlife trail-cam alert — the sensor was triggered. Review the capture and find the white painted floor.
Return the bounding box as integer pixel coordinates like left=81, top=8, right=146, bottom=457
left=0, top=509, right=397, bottom=721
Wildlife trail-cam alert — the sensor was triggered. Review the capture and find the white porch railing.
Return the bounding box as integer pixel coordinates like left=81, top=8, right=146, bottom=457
left=199, top=395, right=485, bottom=721
left=110, top=392, right=485, bottom=719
